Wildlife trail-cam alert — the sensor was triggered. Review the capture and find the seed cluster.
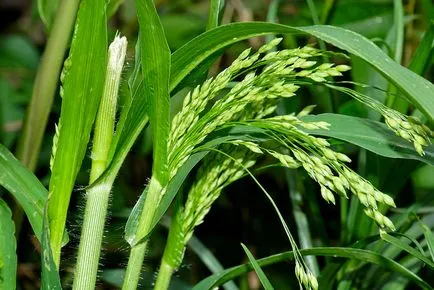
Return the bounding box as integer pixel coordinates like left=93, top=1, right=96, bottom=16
left=162, top=39, right=432, bottom=289
left=328, top=85, right=433, bottom=155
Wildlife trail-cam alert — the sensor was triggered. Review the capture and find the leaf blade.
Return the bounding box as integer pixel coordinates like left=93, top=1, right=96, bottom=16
left=0, top=143, right=47, bottom=240
left=301, top=113, right=434, bottom=165
left=48, top=0, right=108, bottom=263
left=171, top=22, right=434, bottom=122
left=0, top=199, right=16, bottom=290
left=193, top=247, right=432, bottom=290
left=136, top=0, right=171, bottom=185
left=241, top=243, right=274, bottom=290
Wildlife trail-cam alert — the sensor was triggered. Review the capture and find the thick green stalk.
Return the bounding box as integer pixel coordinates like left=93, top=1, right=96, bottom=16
left=17, top=0, right=80, bottom=170
left=122, top=177, right=163, bottom=290
left=73, top=35, right=127, bottom=290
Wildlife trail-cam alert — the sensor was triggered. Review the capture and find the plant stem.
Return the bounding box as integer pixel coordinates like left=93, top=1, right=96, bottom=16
left=122, top=242, right=148, bottom=290
left=122, top=176, right=163, bottom=290
left=17, top=0, right=79, bottom=170
left=154, top=261, right=175, bottom=290
left=13, top=0, right=80, bottom=239
left=154, top=207, right=185, bottom=290
left=73, top=36, right=127, bottom=290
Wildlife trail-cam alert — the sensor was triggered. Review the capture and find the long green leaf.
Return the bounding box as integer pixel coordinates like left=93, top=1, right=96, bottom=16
left=135, top=0, right=170, bottom=185
left=193, top=247, right=432, bottom=290
left=207, top=0, right=224, bottom=30
left=0, top=143, right=46, bottom=240
left=171, top=22, right=434, bottom=122
left=48, top=0, right=108, bottom=264
left=241, top=243, right=274, bottom=290
left=301, top=114, right=434, bottom=165
left=409, top=21, right=434, bottom=75
left=381, top=232, right=434, bottom=270
left=0, top=199, right=16, bottom=290
left=419, top=221, right=434, bottom=262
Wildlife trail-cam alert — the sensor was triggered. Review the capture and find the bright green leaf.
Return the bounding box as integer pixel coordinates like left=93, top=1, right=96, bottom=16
left=301, top=114, right=434, bottom=165
left=135, top=0, right=171, bottom=185
left=171, top=22, right=434, bottom=123
left=0, top=199, right=16, bottom=290
left=48, top=0, right=108, bottom=264
left=0, top=143, right=46, bottom=240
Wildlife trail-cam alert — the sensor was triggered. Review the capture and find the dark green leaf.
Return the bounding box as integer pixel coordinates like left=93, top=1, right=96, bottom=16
left=301, top=114, right=434, bottom=165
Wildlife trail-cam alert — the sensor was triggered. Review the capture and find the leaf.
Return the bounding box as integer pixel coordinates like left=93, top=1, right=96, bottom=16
left=408, top=21, right=434, bottom=75
left=419, top=221, right=434, bottom=262
left=381, top=232, right=434, bottom=270
left=41, top=206, right=62, bottom=289
left=38, top=0, right=60, bottom=30
left=170, top=22, right=434, bottom=123
left=48, top=0, right=108, bottom=264
left=0, top=143, right=46, bottom=240
left=207, top=0, right=224, bottom=30
left=136, top=0, right=171, bottom=185
left=193, top=247, right=432, bottom=290
left=301, top=113, right=434, bottom=165
left=0, top=199, right=16, bottom=290
left=241, top=243, right=274, bottom=290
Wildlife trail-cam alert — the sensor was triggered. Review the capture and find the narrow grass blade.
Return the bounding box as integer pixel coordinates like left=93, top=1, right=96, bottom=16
left=381, top=232, right=434, bottom=270
left=171, top=22, right=434, bottom=122
left=135, top=0, right=170, bottom=185
left=207, top=0, right=224, bottom=30
left=301, top=113, right=434, bottom=165
left=419, top=221, right=434, bottom=262
left=41, top=206, right=62, bottom=289
left=48, top=0, right=108, bottom=264
left=241, top=243, right=274, bottom=290
left=193, top=247, right=433, bottom=290
left=0, top=143, right=46, bottom=240
left=408, top=21, right=434, bottom=75
left=392, top=0, right=404, bottom=63
left=0, top=199, right=16, bottom=290
left=300, top=25, right=434, bottom=122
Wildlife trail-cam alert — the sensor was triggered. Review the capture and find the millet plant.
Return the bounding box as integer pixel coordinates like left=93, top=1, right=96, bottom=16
left=1, top=0, right=434, bottom=289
